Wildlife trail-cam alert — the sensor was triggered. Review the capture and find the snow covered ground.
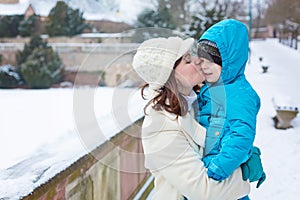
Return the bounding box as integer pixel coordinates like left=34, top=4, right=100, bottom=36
left=246, top=38, right=300, bottom=199
left=0, top=87, right=146, bottom=199
left=0, top=38, right=300, bottom=199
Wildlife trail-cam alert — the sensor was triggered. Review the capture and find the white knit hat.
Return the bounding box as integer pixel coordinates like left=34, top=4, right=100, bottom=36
left=132, top=37, right=195, bottom=90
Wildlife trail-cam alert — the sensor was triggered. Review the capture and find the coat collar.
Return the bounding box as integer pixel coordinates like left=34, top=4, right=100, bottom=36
left=145, top=88, right=206, bottom=148
left=154, top=107, right=206, bottom=148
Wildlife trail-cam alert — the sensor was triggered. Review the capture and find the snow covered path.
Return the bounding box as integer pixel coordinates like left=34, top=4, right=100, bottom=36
left=246, top=39, right=300, bottom=199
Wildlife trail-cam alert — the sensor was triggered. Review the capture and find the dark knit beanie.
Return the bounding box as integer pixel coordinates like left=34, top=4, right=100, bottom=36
left=198, top=40, right=222, bottom=66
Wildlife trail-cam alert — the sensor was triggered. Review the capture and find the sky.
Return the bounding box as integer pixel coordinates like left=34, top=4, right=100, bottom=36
left=0, top=38, right=300, bottom=199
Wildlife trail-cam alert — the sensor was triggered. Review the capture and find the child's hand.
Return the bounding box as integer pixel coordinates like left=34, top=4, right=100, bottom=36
left=256, top=171, right=266, bottom=188
left=207, top=169, right=226, bottom=181
left=203, top=155, right=227, bottom=181
left=241, top=146, right=266, bottom=188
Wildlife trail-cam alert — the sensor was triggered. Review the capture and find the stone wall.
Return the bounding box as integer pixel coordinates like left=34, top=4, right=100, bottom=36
left=0, top=42, right=144, bottom=86
left=22, top=118, right=153, bottom=200
left=86, top=20, right=132, bottom=33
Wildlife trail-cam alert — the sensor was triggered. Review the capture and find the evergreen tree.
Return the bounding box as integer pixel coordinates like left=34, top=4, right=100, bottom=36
left=18, top=15, right=39, bottom=37
left=134, top=6, right=177, bottom=42
left=46, top=1, right=91, bottom=37
left=0, top=15, right=23, bottom=37
left=20, top=47, right=63, bottom=89
left=136, top=6, right=176, bottom=29
left=16, top=35, right=64, bottom=88
left=66, top=8, right=90, bottom=36
left=157, top=0, right=187, bottom=28
left=16, top=35, right=48, bottom=66
left=46, top=1, right=68, bottom=36
left=0, top=65, right=22, bottom=88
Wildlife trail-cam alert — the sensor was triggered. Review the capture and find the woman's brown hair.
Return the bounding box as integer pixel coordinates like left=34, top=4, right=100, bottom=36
left=141, top=57, right=197, bottom=117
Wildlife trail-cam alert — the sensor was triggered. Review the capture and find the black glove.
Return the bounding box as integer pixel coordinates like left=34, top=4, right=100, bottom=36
left=241, top=146, right=266, bottom=188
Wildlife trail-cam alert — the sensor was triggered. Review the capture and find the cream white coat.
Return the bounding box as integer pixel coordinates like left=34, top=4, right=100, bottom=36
left=142, top=107, right=250, bottom=200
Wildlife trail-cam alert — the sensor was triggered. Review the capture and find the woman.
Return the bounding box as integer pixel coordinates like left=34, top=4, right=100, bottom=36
left=132, top=36, right=251, bottom=200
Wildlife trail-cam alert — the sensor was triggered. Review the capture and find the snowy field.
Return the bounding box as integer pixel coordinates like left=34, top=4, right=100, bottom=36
left=246, top=39, right=300, bottom=199
left=0, top=38, right=300, bottom=199
left=0, top=87, right=146, bottom=199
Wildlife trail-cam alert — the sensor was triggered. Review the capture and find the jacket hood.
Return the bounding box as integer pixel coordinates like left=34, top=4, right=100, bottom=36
left=199, top=19, right=249, bottom=84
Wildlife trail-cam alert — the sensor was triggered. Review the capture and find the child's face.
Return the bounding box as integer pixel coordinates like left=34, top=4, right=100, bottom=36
left=200, top=58, right=222, bottom=83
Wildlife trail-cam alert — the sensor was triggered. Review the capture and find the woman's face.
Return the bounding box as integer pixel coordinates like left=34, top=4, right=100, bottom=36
left=200, top=58, right=222, bottom=83
left=175, top=53, right=205, bottom=89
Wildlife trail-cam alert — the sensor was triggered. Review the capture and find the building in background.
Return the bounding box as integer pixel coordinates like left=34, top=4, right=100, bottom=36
left=0, top=0, right=132, bottom=34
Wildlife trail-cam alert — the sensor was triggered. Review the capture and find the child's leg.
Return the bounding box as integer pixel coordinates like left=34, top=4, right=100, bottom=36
left=238, top=195, right=250, bottom=200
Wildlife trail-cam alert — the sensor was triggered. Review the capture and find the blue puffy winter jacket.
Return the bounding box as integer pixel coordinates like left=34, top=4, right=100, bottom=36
left=197, top=19, right=261, bottom=178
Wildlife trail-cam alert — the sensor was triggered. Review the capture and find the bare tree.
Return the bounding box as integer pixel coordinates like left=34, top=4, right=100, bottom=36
left=137, top=0, right=249, bottom=37
left=265, top=0, right=300, bottom=25
left=265, top=0, right=300, bottom=49
left=186, top=0, right=247, bottom=38
left=158, top=0, right=186, bottom=26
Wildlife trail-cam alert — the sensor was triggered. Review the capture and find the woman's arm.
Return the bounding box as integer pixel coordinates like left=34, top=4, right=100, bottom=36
left=142, top=113, right=249, bottom=200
